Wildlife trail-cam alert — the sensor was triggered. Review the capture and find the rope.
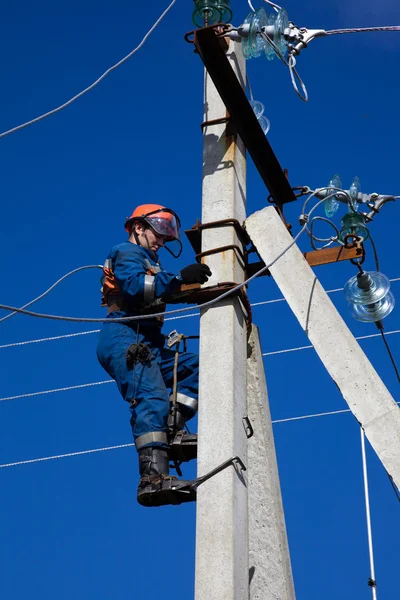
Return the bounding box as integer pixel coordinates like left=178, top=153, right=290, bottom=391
left=360, top=427, right=378, bottom=599
left=0, top=0, right=178, bottom=139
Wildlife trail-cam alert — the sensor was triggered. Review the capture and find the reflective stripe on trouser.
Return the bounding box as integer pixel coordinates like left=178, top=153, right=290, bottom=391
left=135, top=431, right=168, bottom=450
left=97, top=321, right=199, bottom=449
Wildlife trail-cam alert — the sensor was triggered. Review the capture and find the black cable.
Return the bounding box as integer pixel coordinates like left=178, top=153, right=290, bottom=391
left=368, top=233, right=380, bottom=272
left=387, top=473, right=400, bottom=503
left=375, top=323, right=400, bottom=384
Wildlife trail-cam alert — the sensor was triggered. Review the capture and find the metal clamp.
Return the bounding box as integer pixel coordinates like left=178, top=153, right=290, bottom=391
left=166, top=330, right=183, bottom=349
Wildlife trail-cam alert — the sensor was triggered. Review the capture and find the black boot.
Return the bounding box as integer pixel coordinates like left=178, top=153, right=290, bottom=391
left=167, top=409, right=198, bottom=463
left=137, top=447, right=196, bottom=507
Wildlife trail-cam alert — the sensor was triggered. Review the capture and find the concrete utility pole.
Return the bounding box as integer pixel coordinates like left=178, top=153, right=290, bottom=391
left=195, top=39, right=248, bottom=600
left=246, top=206, right=400, bottom=489
left=194, top=41, right=296, bottom=600
left=247, top=326, right=296, bottom=600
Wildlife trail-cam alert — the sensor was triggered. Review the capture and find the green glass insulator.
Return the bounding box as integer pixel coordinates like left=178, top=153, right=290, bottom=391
left=324, top=173, right=342, bottom=218
left=274, top=8, right=289, bottom=57
left=248, top=8, right=268, bottom=58
left=192, top=0, right=232, bottom=27
left=192, top=1, right=221, bottom=27
left=216, top=1, right=232, bottom=23
left=339, top=212, right=369, bottom=242
left=265, top=12, right=276, bottom=61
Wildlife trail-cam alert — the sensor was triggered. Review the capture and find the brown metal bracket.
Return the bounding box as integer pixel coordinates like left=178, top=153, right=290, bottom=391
left=165, top=281, right=252, bottom=329
left=196, top=244, right=247, bottom=269
left=185, top=218, right=250, bottom=255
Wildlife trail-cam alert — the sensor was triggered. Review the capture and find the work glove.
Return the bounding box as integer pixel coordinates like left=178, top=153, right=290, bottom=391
left=180, top=263, right=212, bottom=284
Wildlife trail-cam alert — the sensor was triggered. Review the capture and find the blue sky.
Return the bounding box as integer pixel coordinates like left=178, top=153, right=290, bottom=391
left=0, top=1, right=399, bottom=598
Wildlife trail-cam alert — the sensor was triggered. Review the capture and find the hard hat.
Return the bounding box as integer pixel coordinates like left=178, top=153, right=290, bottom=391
left=125, top=204, right=182, bottom=257
left=124, top=204, right=181, bottom=241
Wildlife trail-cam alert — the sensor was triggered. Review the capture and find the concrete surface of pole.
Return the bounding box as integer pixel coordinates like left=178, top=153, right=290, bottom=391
left=247, top=325, right=296, bottom=600
left=195, top=39, right=248, bottom=600
left=246, top=206, right=400, bottom=489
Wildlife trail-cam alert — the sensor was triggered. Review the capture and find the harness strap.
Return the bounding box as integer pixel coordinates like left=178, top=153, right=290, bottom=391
left=170, top=393, right=198, bottom=413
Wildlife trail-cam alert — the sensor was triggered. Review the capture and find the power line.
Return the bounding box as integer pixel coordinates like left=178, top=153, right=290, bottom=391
left=0, top=265, right=102, bottom=324
left=1, top=328, right=400, bottom=403
left=0, top=0, right=178, bottom=139
left=0, top=197, right=328, bottom=324
left=2, top=279, right=399, bottom=352
left=1, top=401, right=399, bottom=469
left=262, top=329, right=400, bottom=357
left=326, top=26, right=400, bottom=36
left=0, top=380, right=113, bottom=403
left=0, top=442, right=135, bottom=469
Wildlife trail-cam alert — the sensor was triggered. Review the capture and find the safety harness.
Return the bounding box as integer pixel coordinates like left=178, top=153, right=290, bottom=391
left=101, top=257, right=166, bottom=324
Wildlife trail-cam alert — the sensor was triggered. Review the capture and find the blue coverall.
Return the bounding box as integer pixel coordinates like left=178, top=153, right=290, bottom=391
left=96, top=242, right=199, bottom=450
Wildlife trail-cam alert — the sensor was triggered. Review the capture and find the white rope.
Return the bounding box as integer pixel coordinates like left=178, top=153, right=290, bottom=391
left=0, top=0, right=178, bottom=139
left=262, top=329, right=400, bottom=357
left=360, top=427, right=378, bottom=599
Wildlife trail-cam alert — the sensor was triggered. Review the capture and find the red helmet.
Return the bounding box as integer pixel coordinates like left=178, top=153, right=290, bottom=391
left=124, top=204, right=182, bottom=257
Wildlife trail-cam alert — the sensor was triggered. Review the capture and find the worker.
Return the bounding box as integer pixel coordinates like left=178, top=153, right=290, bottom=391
left=96, top=204, right=211, bottom=507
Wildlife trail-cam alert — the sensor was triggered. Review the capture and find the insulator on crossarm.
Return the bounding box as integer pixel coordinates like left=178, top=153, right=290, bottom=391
left=324, top=174, right=343, bottom=217
left=192, top=0, right=232, bottom=27
left=249, top=99, right=270, bottom=135
left=344, top=271, right=395, bottom=322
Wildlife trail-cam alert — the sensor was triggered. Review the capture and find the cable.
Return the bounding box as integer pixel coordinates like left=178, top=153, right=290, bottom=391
left=377, top=325, right=400, bottom=384
left=326, top=26, right=400, bottom=36
left=262, top=0, right=281, bottom=12
left=0, top=265, right=102, bottom=324
left=368, top=234, right=380, bottom=273
left=3, top=328, right=400, bottom=403
left=0, top=330, right=100, bottom=349
left=2, top=279, right=400, bottom=351
left=0, top=196, right=327, bottom=324
left=308, top=216, right=340, bottom=251
left=259, top=31, right=308, bottom=102
left=360, top=427, right=378, bottom=599
left=0, top=0, right=178, bottom=139
left=0, top=442, right=136, bottom=469
left=3, top=402, right=400, bottom=471
left=0, top=380, right=114, bottom=403
left=388, top=474, right=400, bottom=503
left=262, top=329, right=400, bottom=356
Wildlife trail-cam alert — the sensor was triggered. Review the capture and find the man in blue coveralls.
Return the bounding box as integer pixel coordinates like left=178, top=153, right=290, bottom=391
left=97, top=204, right=211, bottom=507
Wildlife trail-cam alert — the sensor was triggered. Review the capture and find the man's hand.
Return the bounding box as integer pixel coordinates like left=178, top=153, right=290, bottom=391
left=180, top=263, right=212, bottom=284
